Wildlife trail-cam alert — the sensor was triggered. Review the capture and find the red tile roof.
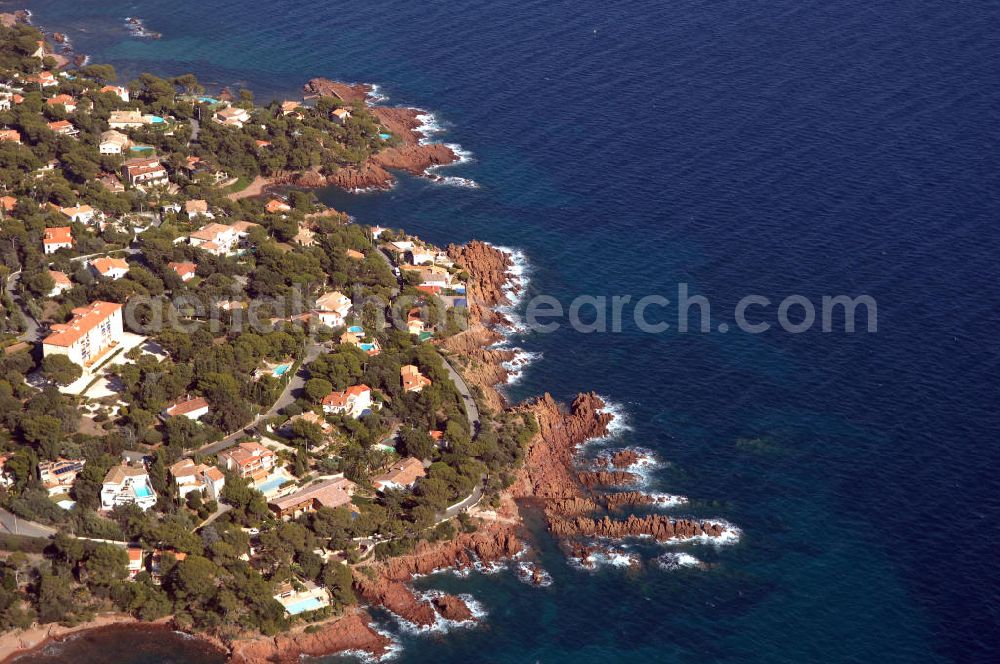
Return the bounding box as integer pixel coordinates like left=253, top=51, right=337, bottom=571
left=43, top=301, right=121, bottom=347
left=43, top=226, right=73, bottom=245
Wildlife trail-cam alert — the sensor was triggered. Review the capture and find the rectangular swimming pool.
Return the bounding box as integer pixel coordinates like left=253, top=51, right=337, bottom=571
left=284, top=597, right=325, bottom=615
left=134, top=485, right=152, bottom=498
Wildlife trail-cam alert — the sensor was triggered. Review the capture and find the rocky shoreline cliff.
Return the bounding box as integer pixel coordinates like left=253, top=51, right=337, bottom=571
left=228, top=611, right=390, bottom=664
left=441, top=242, right=738, bottom=557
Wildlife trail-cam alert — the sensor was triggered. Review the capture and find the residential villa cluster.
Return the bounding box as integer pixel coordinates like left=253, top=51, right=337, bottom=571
left=0, top=21, right=510, bottom=633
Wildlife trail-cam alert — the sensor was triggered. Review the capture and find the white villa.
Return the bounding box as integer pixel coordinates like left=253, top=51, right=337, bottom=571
left=169, top=458, right=225, bottom=501
left=219, top=441, right=277, bottom=482
left=42, top=226, right=73, bottom=254
left=99, top=129, right=130, bottom=155
left=314, top=291, right=352, bottom=327
left=214, top=106, right=251, bottom=128
left=90, top=257, right=130, bottom=280
left=101, top=464, right=157, bottom=511
left=162, top=395, right=210, bottom=420
left=188, top=221, right=258, bottom=256
left=321, top=384, right=372, bottom=419
left=272, top=580, right=331, bottom=616
left=122, top=157, right=169, bottom=187
left=101, top=85, right=130, bottom=102
left=47, top=270, right=72, bottom=296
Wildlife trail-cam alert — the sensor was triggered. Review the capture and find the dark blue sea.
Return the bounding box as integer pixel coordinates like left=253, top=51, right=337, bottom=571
left=13, top=1, right=1000, bottom=662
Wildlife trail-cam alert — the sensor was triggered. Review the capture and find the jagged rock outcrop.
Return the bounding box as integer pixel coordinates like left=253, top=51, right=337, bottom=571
left=381, top=525, right=522, bottom=580
left=291, top=169, right=328, bottom=188
left=447, top=241, right=515, bottom=324
left=348, top=525, right=515, bottom=628
left=353, top=575, right=437, bottom=627
left=371, top=106, right=425, bottom=144
left=432, top=595, right=475, bottom=622
left=577, top=470, right=640, bottom=487
left=326, top=162, right=393, bottom=190
left=371, top=143, right=457, bottom=175
left=547, top=497, right=600, bottom=515
left=604, top=491, right=657, bottom=510
left=595, top=449, right=643, bottom=469
left=566, top=542, right=640, bottom=569
left=228, top=611, right=389, bottom=664
left=549, top=514, right=725, bottom=542
left=510, top=393, right=613, bottom=502
left=303, top=78, right=372, bottom=102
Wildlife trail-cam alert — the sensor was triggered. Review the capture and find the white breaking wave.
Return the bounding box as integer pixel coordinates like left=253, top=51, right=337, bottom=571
left=427, top=174, right=480, bottom=189
left=515, top=561, right=554, bottom=587
left=348, top=181, right=397, bottom=195
left=385, top=590, right=483, bottom=635
left=412, top=115, right=477, bottom=187
left=341, top=621, right=403, bottom=663
left=570, top=546, right=641, bottom=571
left=443, top=142, right=473, bottom=164
left=645, top=492, right=689, bottom=508
left=368, top=84, right=388, bottom=104
left=501, top=348, right=543, bottom=385
left=414, top=112, right=446, bottom=142
left=657, top=552, right=704, bottom=570
left=660, top=519, right=742, bottom=547
left=577, top=396, right=634, bottom=448
left=426, top=144, right=477, bottom=187
left=489, top=244, right=532, bottom=334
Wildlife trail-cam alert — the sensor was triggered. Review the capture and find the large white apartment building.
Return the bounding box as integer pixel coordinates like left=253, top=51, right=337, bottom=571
left=42, top=301, right=124, bottom=370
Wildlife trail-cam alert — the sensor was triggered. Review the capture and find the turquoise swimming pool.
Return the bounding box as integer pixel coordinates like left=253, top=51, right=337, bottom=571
left=134, top=485, right=152, bottom=498
left=147, top=115, right=165, bottom=124
left=347, top=325, right=364, bottom=334
left=284, top=597, right=325, bottom=615
left=379, top=132, right=392, bottom=140
left=359, top=343, right=376, bottom=353
left=198, top=96, right=219, bottom=104
left=255, top=475, right=287, bottom=495
left=273, top=363, right=291, bottom=377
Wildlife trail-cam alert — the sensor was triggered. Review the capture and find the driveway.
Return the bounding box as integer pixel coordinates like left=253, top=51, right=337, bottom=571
left=193, top=341, right=323, bottom=457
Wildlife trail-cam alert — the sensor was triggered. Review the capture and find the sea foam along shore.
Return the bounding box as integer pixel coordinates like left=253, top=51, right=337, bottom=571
left=483, top=243, right=540, bottom=384
left=415, top=111, right=479, bottom=187
left=657, top=552, right=705, bottom=570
